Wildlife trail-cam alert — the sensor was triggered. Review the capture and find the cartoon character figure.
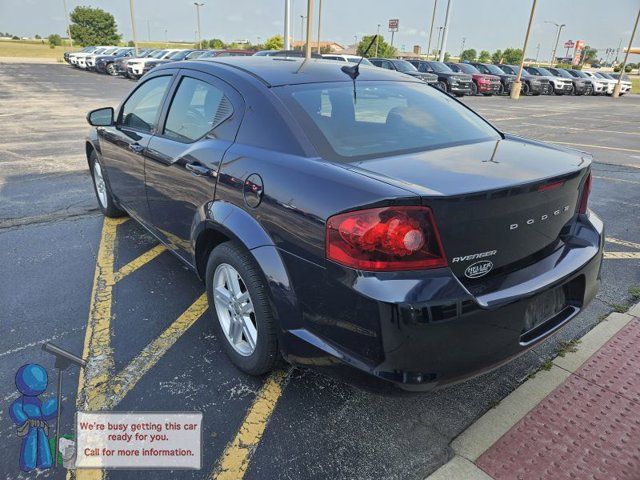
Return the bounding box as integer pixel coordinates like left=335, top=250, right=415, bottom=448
left=10, top=364, right=58, bottom=471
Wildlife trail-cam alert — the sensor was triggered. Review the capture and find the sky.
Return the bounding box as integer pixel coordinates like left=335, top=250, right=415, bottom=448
left=1, top=0, right=639, bottom=62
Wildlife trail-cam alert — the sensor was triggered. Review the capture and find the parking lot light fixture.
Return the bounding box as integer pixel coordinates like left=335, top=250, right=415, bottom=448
left=545, top=20, right=565, bottom=66
left=284, top=0, right=291, bottom=50
left=426, top=0, right=438, bottom=60
left=316, top=0, right=322, bottom=54
left=129, top=0, right=139, bottom=56
left=438, top=0, right=452, bottom=62
left=304, top=0, right=314, bottom=60
left=194, top=2, right=204, bottom=49
left=613, top=6, right=640, bottom=98
left=511, top=0, right=538, bottom=100
left=62, top=0, right=73, bottom=50
left=375, top=24, right=381, bottom=57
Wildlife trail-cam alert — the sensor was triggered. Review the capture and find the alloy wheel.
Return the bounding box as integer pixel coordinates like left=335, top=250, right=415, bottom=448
left=212, top=263, right=257, bottom=357
left=106, top=63, right=117, bottom=76
left=93, top=161, right=108, bottom=208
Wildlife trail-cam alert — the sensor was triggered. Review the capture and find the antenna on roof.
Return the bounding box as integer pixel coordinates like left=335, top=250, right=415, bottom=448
left=341, top=34, right=377, bottom=102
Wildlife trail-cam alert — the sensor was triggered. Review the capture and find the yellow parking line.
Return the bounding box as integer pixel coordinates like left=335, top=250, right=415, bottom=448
left=594, top=175, right=640, bottom=185
left=104, top=293, right=208, bottom=408
left=604, top=252, right=640, bottom=259
left=211, top=370, right=289, bottom=480
left=76, top=217, right=127, bottom=411
left=74, top=217, right=127, bottom=480
left=113, top=244, right=167, bottom=282
left=551, top=141, right=640, bottom=154
left=606, top=237, right=640, bottom=250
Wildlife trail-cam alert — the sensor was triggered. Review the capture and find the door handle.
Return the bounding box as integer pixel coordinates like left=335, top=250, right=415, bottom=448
left=185, top=162, right=213, bottom=177
left=129, top=143, right=144, bottom=154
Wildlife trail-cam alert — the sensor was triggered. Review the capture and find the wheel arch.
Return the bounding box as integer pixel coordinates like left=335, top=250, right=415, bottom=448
left=192, top=201, right=299, bottom=334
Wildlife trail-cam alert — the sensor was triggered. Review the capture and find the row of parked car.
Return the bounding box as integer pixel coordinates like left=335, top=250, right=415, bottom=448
left=64, top=45, right=632, bottom=96
left=64, top=45, right=369, bottom=79
left=369, top=58, right=633, bottom=97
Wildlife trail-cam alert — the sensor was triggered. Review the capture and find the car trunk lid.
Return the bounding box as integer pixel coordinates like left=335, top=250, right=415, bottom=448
left=345, top=137, right=591, bottom=281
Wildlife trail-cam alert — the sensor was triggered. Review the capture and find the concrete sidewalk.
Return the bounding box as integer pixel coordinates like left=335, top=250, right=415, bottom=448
left=430, top=302, right=640, bottom=480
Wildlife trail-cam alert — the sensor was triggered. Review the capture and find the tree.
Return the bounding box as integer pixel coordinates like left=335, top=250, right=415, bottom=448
left=491, top=49, right=502, bottom=64
left=127, top=40, right=135, bottom=47
left=206, top=38, right=225, bottom=49
left=459, top=48, right=476, bottom=62
left=501, top=48, right=523, bottom=64
left=35, top=34, right=41, bottom=39
left=478, top=50, right=491, bottom=63
left=357, top=34, right=396, bottom=58
left=580, top=45, right=597, bottom=65
left=48, top=34, right=62, bottom=47
left=443, top=51, right=451, bottom=62
left=263, top=34, right=284, bottom=50
left=69, top=6, right=121, bottom=46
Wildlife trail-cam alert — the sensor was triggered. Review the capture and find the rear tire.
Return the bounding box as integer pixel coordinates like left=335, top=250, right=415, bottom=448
left=437, top=80, right=447, bottom=92
left=470, top=82, right=478, bottom=95
left=522, top=83, right=530, bottom=95
left=89, top=150, right=126, bottom=218
left=205, top=242, right=278, bottom=375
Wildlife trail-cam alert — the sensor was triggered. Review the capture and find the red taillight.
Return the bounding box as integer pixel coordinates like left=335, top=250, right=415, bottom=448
left=578, top=172, right=592, bottom=214
left=325, top=206, right=447, bottom=271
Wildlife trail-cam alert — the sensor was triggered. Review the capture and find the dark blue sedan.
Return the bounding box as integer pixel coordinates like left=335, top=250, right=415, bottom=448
left=85, top=57, right=602, bottom=391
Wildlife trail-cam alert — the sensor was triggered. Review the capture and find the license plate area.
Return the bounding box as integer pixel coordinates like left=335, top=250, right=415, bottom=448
left=520, top=276, right=584, bottom=345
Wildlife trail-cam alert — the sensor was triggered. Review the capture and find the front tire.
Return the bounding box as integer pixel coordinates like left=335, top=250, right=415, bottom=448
left=205, top=242, right=278, bottom=375
left=106, top=63, right=117, bottom=76
left=522, top=82, right=530, bottom=95
left=470, top=82, right=478, bottom=96
left=437, top=80, right=447, bottom=92
left=89, top=150, right=125, bottom=218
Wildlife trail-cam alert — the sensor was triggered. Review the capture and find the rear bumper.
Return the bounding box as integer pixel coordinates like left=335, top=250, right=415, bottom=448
left=278, top=212, right=604, bottom=392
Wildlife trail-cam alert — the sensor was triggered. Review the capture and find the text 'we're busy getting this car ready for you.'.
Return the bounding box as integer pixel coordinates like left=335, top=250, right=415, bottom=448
left=85, top=57, right=602, bottom=392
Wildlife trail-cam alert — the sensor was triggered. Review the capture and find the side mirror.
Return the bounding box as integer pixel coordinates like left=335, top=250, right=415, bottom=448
left=87, top=107, right=114, bottom=126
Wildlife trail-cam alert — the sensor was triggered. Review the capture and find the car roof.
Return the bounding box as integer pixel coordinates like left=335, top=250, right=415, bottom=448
left=188, top=56, right=414, bottom=86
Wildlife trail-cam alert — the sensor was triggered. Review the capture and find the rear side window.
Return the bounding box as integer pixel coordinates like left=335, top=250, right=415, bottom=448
left=163, top=76, right=233, bottom=142
left=120, top=75, right=172, bottom=132
left=282, top=81, right=499, bottom=161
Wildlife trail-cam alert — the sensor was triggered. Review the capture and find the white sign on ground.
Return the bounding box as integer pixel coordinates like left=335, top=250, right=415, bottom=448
left=75, top=411, right=202, bottom=469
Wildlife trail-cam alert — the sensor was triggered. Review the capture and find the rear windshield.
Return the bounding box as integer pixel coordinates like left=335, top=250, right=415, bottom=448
left=279, top=81, right=499, bottom=161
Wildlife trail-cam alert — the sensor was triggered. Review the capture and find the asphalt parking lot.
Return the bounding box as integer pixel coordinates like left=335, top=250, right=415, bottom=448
left=1, top=62, right=639, bottom=480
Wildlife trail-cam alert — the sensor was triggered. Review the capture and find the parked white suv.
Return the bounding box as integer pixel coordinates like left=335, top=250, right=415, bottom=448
left=607, top=73, right=632, bottom=95
left=321, top=54, right=373, bottom=66
left=126, top=49, right=184, bottom=78
left=69, top=46, right=105, bottom=66
left=524, top=66, right=573, bottom=95
left=583, top=71, right=616, bottom=95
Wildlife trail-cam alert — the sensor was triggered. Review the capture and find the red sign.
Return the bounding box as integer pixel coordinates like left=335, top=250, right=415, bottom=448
left=388, top=19, right=399, bottom=31
left=572, top=40, right=584, bottom=66
left=564, top=40, right=575, bottom=48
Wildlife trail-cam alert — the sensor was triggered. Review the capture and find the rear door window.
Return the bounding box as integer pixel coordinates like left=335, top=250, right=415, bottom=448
left=119, top=75, right=172, bottom=132
left=163, top=76, right=233, bottom=142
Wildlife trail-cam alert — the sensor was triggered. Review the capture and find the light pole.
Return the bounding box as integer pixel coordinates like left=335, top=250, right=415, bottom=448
left=535, top=42, right=540, bottom=64
left=61, top=0, right=73, bottom=50
left=194, top=2, right=204, bottom=49
left=129, top=0, right=139, bottom=56
left=459, top=36, right=466, bottom=56
left=545, top=20, right=565, bottom=66
left=304, top=0, right=313, bottom=60
left=316, top=0, right=323, bottom=54
left=613, top=6, right=639, bottom=98
left=375, top=24, right=381, bottom=57
left=511, top=0, right=537, bottom=99
left=435, top=26, right=443, bottom=59
left=426, top=0, right=438, bottom=60
left=147, top=19, right=151, bottom=42
left=438, top=0, right=452, bottom=62
left=284, top=0, right=291, bottom=50
left=300, top=15, right=306, bottom=49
